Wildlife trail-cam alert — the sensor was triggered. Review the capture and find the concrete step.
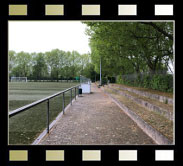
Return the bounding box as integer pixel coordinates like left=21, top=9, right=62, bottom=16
left=109, top=84, right=173, bottom=105
left=107, top=86, right=173, bottom=121
left=103, top=86, right=173, bottom=144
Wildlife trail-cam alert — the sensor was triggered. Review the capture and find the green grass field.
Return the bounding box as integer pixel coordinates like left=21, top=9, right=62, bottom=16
left=9, top=82, right=79, bottom=145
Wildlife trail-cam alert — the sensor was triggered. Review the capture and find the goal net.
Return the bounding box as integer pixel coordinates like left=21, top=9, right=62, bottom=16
left=11, top=77, right=27, bottom=82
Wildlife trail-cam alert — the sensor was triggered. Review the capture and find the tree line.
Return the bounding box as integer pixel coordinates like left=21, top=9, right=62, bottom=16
left=83, top=22, right=174, bottom=92
left=84, top=22, right=173, bottom=76
left=9, top=49, right=96, bottom=81
left=9, top=22, right=174, bottom=91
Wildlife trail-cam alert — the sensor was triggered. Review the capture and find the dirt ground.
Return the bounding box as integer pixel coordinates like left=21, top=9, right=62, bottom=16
left=39, top=83, right=155, bottom=145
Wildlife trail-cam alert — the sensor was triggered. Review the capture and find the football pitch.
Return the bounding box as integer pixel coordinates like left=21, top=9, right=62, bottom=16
left=9, top=82, right=79, bottom=145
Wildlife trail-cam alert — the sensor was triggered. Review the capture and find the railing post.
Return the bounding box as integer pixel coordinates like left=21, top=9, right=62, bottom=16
left=70, top=89, right=72, bottom=105
left=47, top=99, right=50, bottom=133
left=62, top=92, right=65, bottom=114
left=9, top=85, right=81, bottom=118
left=75, top=87, right=76, bottom=100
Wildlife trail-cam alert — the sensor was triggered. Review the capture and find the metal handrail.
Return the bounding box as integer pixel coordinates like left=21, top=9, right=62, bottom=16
left=9, top=84, right=80, bottom=117
left=9, top=84, right=80, bottom=133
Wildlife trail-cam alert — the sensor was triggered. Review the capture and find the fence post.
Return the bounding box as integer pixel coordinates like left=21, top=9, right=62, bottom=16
left=75, top=87, right=76, bottom=100
left=62, top=92, right=65, bottom=114
left=70, top=89, right=72, bottom=105
left=47, top=99, right=50, bottom=133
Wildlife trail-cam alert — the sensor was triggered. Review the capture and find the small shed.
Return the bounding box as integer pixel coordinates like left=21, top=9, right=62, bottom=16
left=79, top=75, right=91, bottom=94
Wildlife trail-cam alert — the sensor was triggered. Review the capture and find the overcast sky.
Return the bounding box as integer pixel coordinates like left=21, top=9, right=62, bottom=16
left=9, top=21, right=91, bottom=54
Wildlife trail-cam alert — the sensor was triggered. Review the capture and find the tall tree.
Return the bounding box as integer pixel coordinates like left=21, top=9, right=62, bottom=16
left=83, top=22, right=173, bottom=76
left=11, top=51, right=32, bottom=77
left=32, top=53, right=48, bottom=80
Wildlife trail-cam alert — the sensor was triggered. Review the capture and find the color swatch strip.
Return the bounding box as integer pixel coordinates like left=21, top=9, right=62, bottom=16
left=82, top=150, right=101, bottom=161
left=82, top=5, right=100, bottom=15
left=118, top=5, right=137, bottom=15
left=9, top=5, right=27, bottom=16
left=45, top=5, right=64, bottom=16
left=8, top=150, right=175, bottom=161
left=8, top=4, right=174, bottom=16
left=155, top=150, right=174, bottom=161
left=9, top=150, right=28, bottom=161
left=46, top=150, right=64, bottom=161
left=155, top=5, right=173, bottom=15
left=119, top=150, right=137, bottom=161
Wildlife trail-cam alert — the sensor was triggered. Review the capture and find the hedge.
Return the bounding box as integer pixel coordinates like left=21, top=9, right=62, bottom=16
left=117, top=73, right=173, bottom=93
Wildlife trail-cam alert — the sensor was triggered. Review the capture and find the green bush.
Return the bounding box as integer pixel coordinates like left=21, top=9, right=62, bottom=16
left=116, top=74, right=173, bottom=93
left=116, top=76, right=123, bottom=84
left=102, top=77, right=108, bottom=85
left=150, top=74, right=173, bottom=92
left=143, top=75, right=151, bottom=88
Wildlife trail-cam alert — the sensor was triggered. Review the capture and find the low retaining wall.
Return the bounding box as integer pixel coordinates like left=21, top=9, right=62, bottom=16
left=103, top=89, right=172, bottom=145
left=108, top=87, right=173, bottom=121
left=109, top=84, right=173, bottom=105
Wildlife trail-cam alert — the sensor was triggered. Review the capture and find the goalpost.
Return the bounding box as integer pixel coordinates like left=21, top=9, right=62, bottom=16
left=11, top=77, right=27, bottom=82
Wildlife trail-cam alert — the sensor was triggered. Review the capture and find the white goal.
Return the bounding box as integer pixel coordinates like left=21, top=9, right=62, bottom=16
left=11, top=77, right=27, bottom=82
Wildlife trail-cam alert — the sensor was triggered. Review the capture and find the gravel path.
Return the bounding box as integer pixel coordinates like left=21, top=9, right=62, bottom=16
left=39, top=84, right=155, bottom=145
